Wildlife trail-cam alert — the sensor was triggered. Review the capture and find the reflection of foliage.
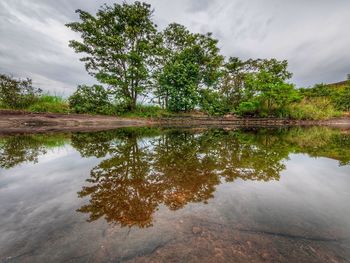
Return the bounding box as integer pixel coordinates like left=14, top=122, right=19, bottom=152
left=285, top=127, right=350, bottom=166
left=0, top=134, right=67, bottom=169
left=74, top=127, right=350, bottom=228
left=2, top=126, right=350, bottom=228
left=74, top=128, right=293, bottom=228
left=71, top=127, right=162, bottom=158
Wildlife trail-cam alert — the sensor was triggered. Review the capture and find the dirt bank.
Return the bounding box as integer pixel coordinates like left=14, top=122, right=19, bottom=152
left=1, top=110, right=350, bottom=134
left=0, top=110, right=155, bottom=134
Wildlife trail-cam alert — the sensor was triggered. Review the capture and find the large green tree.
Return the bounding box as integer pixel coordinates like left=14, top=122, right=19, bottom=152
left=219, top=57, right=260, bottom=110
left=66, top=2, right=159, bottom=110
left=244, top=59, right=299, bottom=115
left=155, top=23, right=223, bottom=112
left=219, top=58, right=299, bottom=116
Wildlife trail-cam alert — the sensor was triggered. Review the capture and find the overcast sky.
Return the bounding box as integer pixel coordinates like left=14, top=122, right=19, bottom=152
left=1, top=0, right=349, bottom=95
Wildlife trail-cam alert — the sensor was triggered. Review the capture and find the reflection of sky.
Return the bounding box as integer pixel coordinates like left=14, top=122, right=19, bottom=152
left=0, top=145, right=103, bottom=258
left=0, top=145, right=349, bottom=261
left=215, top=154, right=350, bottom=238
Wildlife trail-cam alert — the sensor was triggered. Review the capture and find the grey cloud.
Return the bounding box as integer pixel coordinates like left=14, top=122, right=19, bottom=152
left=187, top=0, right=215, bottom=13
left=1, top=0, right=350, bottom=95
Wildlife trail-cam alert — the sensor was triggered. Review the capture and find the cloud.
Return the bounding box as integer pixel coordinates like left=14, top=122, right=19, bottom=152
left=0, top=0, right=349, bottom=95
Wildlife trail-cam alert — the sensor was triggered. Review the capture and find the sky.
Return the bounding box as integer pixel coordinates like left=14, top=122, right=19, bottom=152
left=1, top=0, right=349, bottom=95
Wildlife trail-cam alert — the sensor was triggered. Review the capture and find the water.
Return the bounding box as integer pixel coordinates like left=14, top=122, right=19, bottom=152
left=0, top=126, right=349, bottom=262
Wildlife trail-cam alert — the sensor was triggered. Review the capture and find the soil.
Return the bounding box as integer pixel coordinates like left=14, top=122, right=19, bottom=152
left=1, top=110, right=350, bottom=134
left=0, top=110, right=154, bottom=134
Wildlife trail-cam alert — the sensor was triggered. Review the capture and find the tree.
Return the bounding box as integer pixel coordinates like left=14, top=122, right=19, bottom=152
left=155, top=23, right=223, bottom=112
left=238, top=59, right=299, bottom=116
left=66, top=2, right=159, bottom=110
left=0, top=74, right=41, bottom=109
left=219, top=57, right=260, bottom=110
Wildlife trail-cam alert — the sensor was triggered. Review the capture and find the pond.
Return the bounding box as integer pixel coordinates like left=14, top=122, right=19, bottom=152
left=0, top=126, right=349, bottom=262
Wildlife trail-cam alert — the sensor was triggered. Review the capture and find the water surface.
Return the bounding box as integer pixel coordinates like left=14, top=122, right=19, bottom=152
left=0, top=127, right=350, bottom=262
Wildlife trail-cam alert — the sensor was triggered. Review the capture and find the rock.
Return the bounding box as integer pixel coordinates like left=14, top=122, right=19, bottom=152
left=261, top=252, right=270, bottom=260
left=192, top=226, right=202, bottom=235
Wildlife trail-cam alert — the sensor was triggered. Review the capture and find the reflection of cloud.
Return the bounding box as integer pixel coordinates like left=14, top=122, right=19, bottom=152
left=1, top=0, right=350, bottom=94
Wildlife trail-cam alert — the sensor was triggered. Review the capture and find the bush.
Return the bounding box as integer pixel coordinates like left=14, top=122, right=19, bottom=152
left=286, top=98, right=341, bottom=120
left=199, top=89, right=229, bottom=116
left=236, top=101, right=261, bottom=117
left=69, top=85, right=115, bottom=115
left=28, top=95, right=69, bottom=113
left=0, top=74, right=41, bottom=109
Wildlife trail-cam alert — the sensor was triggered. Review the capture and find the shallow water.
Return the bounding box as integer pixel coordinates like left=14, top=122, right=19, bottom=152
left=0, top=126, right=350, bottom=262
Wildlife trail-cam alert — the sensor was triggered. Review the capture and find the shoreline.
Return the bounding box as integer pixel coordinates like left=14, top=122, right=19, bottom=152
left=1, top=110, right=350, bottom=134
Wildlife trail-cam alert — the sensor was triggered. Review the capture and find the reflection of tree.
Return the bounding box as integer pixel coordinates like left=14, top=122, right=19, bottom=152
left=74, top=128, right=292, bottom=228
left=2, top=126, right=349, bottom=228
left=77, top=135, right=162, bottom=228
left=152, top=131, right=220, bottom=210
left=0, top=134, right=67, bottom=169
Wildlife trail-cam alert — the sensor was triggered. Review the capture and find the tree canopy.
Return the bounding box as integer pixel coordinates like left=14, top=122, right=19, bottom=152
left=65, top=1, right=347, bottom=118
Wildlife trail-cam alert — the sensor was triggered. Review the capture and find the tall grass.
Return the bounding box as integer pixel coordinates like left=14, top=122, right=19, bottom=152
left=286, top=98, right=342, bottom=120
left=28, top=95, right=69, bottom=113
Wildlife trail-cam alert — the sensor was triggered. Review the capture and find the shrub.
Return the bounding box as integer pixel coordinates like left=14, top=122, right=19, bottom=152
left=236, top=101, right=261, bottom=117
left=199, top=89, right=229, bottom=116
left=0, top=74, right=41, bottom=109
left=69, top=85, right=115, bottom=115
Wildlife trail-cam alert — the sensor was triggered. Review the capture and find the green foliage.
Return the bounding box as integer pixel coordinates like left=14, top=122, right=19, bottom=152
left=286, top=98, right=341, bottom=120
left=28, top=95, right=69, bottom=113
left=244, top=59, right=299, bottom=114
left=199, top=89, right=229, bottom=116
left=218, top=58, right=300, bottom=117
left=155, top=23, right=223, bottom=112
left=66, top=2, right=159, bottom=110
left=332, top=85, right=350, bottom=111
left=0, top=74, right=41, bottom=109
left=300, top=83, right=332, bottom=97
left=69, top=85, right=115, bottom=115
left=236, top=101, right=261, bottom=116
left=0, top=134, right=68, bottom=169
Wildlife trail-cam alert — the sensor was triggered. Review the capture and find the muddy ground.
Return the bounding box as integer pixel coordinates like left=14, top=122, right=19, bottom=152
left=0, top=110, right=154, bottom=134
left=1, top=110, right=350, bottom=134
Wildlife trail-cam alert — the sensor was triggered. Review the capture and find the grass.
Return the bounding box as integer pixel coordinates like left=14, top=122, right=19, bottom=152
left=27, top=95, right=69, bottom=113
left=119, top=104, right=172, bottom=118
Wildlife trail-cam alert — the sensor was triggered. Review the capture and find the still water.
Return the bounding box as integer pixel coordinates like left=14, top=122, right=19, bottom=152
left=0, top=126, right=349, bottom=262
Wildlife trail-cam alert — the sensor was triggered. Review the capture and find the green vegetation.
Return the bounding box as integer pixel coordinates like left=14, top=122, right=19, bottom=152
left=0, top=74, right=68, bottom=113
left=286, top=98, right=341, bottom=120
left=294, top=75, right=350, bottom=119
left=0, top=74, right=41, bottom=109
left=28, top=95, right=69, bottom=113
left=1, top=2, right=349, bottom=120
